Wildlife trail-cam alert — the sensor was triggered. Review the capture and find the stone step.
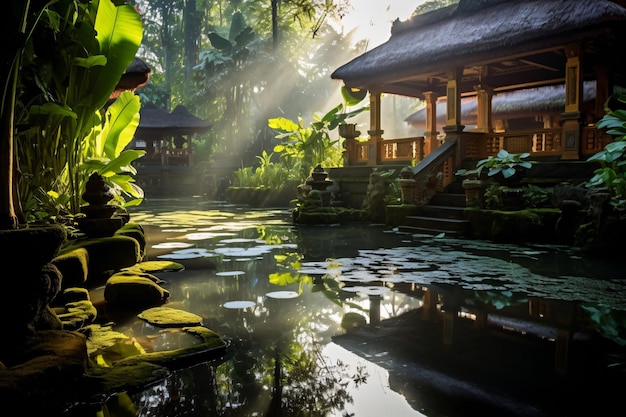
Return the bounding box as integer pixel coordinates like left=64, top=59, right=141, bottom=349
left=402, top=215, right=470, bottom=234
left=417, top=204, right=467, bottom=220
left=429, top=192, right=467, bottom=207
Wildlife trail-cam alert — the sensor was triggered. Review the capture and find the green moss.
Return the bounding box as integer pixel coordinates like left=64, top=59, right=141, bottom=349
left=137, top=307, right=203, bottom=327
left=59, top=236, right=142, bottom=282
left=122, top=260, right=185, bottom=274
left=292, top=206, right=368, bottom=225
left=385, top=204, right=418, bottom=227
left=52, top=247, right=89, bottom=288
left=465, top=208, right=560, bottom=243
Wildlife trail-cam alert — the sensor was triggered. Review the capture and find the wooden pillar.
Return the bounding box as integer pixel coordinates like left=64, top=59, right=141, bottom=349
left=473, top=84, right=493, bottom=133
left=443, top=67, right=465, bottom=135
left=561, top=44, right=583, bottom=160
left=421, top=288, right=438, bottom=321
left=443, top=67, right=465, bottom=173
left=594, top=65, right=611, bottom=122
left=367, top=90, right=384, bottom=165
left=423, top=91, right=440, bottom=155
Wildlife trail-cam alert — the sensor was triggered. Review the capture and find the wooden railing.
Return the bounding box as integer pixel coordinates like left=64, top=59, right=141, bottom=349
left=344, top=136, right=425, bottom=165
left=460, top=126, right=610, bottom=161
left=342, top=126, right=613, bottom=205
left=344, top=126, right=611, bottom=167
left=380, top=137, right=425, bottom=164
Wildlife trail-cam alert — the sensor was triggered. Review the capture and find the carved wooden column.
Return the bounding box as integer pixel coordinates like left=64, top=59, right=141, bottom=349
left=443, top=67, right=464, bottom=135
left=594, top=64, right=611, bottom=122
left=423, top=91, right=439, bottom=155
left=443, top=67, right=465, bottom=177
left=561, top=44, right=583, bottom=160
left=367, top=90, right=384, bottom=165
left=473, top=84, right=493, bottom=133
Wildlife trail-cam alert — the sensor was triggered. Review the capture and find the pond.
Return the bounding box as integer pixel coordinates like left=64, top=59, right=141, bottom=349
left=103, top=197, right=625, bottom=417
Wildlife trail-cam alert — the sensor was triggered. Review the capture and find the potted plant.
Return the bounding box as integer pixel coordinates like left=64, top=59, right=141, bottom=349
left=337, top=86, right=368, bottom=139
left=475, top=149, right=536, bottom=187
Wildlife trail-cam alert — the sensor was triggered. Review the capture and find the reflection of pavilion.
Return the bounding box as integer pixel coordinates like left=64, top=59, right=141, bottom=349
left=335, top=282, right=620, bottom=415
left=131, top=103, right=211, bottom=196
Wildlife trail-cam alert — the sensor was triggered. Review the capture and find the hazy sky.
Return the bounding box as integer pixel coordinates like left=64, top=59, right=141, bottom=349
left=341, top=1, right=426, bottom=47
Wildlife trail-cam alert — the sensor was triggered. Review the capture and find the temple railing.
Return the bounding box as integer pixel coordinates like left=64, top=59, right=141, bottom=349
left=343, top=126, right=611, bottom=167
left=342, top=126, right=613, bottom=203
left=458, top=126, right=611, bottom=161
left=344, top=136, right=425, bottom=165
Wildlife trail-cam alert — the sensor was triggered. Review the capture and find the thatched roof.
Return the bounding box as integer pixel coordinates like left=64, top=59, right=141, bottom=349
left=111, top=57, right=151, bottom=99
left=331, top=0, right=626, bottom=98
left=135, top=103, right=211, bottom=138
left=405, top=81, right=597, bottom=127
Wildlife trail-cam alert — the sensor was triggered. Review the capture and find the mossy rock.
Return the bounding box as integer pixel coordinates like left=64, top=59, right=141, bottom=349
left=103, top=273, right=170, bottom=310
left=122, top=260, right=185, bottom=274
left=56, top=300, right=98, bottom=331
left=52, top=247, right=89, bottom=289
left=0, top=224, right=67, bottom=275
left=137, top=306, right=203, bottom=327
left=385, top=204, right=418, bottom=227
left=114, top=222, right=146, bottom=255
left=466, top=208, right=560, bottom=243
left=59, top=236, right=142, bottom=283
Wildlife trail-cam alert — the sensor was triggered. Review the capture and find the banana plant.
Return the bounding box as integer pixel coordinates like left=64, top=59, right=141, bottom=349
left=79, top=91, right=146, bottom=208
left=13, top=0, right=143, bottom=221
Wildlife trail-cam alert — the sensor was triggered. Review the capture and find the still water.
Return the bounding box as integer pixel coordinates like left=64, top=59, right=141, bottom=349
left=118, top=197, right=625, bottom=417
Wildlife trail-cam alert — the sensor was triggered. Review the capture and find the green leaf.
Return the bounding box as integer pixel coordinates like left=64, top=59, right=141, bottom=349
left=98, top=149, right=145, bottom=177
left=229, top=11, right=247, bottom=42
left=341, top=86, right=367, bottom=106
left=91, top=0, right=143, bottom=110
left=268, top=117, right=299, bottom=132
left=208, top=32, right=232, bottom=50
left=268, top=272, right=299, bottom=286
left=74, top=55, right=108, bottom=69
left=101, top=92, right=141, bottom=159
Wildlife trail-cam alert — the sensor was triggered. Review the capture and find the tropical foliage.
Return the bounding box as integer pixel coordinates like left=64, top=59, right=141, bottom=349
left=2, top=0, right=144, bottom=227
left=586, top=93, right=626, bottom=211
left=475, top=149, right=536, bottom=180
left=232, top=86, right=368, bottom=188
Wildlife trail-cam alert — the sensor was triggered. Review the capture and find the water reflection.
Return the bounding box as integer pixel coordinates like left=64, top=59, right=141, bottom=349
left=114, top=198, right=626, bottom=417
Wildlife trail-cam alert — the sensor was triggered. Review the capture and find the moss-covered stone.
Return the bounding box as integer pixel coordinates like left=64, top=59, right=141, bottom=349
left=137, top=306, right=203, bottom=327
left=52, top=247, right=89, bottom=289
left=465, top=208, right=561, bottom=243
left=115, top=222, right=146, bottom=255
left=59, top=235, right=142, bottom=283
left=103, top=273, right=170, bottom=310
left=122, top=260, right=185, bottom=274
left=385, top=204, right=418, bottom=227
left=292, top=206, right=368, bottom=225
left=56, top=300, right=98, bottom=331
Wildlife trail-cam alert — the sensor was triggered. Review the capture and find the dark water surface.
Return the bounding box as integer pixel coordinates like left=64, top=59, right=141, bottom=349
left=113, top=197, right=625, bottom=417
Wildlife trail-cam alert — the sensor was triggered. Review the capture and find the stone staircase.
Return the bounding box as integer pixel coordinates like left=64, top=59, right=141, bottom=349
left=398, top=181, right=470, bottom=237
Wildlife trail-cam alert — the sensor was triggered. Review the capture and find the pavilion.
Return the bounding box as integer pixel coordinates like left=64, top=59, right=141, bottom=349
left=331, top=0, right=626, bottom=194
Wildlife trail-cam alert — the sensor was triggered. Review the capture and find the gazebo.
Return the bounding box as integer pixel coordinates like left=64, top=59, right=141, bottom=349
left=132, top=104, right=211, bottom=195
left=331, top=0, right=626, bottom=188
left=133, top=103, right=211, bottom=166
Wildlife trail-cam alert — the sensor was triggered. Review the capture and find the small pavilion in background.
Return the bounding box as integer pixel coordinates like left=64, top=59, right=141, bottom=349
left=131, top=103, right=211, bottom=195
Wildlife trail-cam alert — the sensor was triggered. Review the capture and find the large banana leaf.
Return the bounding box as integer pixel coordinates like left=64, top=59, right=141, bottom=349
left=91, top=0, right=143, bottom=110
left=101, top=92, right=141, bottom=160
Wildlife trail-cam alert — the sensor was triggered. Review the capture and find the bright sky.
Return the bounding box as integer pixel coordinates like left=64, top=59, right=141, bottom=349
left=340, top=1, right=427, bottom=48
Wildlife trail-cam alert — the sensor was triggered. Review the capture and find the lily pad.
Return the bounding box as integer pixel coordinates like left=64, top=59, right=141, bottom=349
left=216, top=271, right=245, bottom=277
left=265, top=291, right=299, bottom=299
left=223, top=301, right=256, bottom=309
